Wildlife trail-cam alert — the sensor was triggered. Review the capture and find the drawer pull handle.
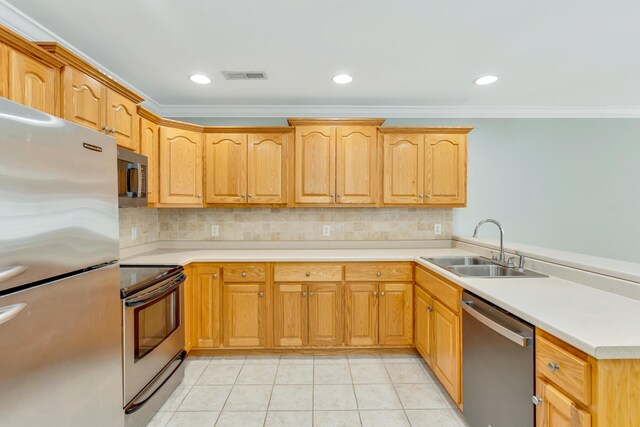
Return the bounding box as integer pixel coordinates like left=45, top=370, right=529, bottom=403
left=532, top=396, right=543, bottom=405
left=305, top=272, right=310, bottom=277
left=376, top=272, right=382, bottom=277
left=241, top=272, right=247, bottom=277
left=547, top=362, right=560, bottom=372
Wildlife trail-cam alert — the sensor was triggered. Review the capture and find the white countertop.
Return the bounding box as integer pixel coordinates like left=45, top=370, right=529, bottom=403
left=122, top=245, right=640, bottom=360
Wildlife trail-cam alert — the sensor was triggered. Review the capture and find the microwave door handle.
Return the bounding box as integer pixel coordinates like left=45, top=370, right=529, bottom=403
left=125, top=274, right=185, bottom=307
left=126, top=163, right=138, bottom=197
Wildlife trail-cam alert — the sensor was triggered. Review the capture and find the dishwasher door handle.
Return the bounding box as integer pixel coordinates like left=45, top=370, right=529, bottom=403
left=461, top=300, right=532, bottom=347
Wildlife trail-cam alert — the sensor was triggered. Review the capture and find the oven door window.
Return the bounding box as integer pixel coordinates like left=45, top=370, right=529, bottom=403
left=133, top=288, right=180, bottom=362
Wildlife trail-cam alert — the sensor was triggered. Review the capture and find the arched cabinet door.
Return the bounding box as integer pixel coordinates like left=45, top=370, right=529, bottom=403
left=159, top=126, right=203, bottom=206
left=295, top=126, right=336, bottom=204
left=336, top=126, right=377, bottom=204
left=63, top=67, right=105, bottom=131
left=205, top=134, right=247, bottom=204
left=8, top=48, right=57, bottom=115
left=139, top=117, right=159, bottom=204
left=106, top=91, right=138, bottom=151
left=424, top=134, right=467, bottom=206
left=247, top=133, right=288, bottom=204
left=383, top=134, right=423, bottom=204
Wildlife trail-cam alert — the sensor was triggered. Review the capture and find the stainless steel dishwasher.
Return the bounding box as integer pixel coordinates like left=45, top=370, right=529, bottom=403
left=461, top=291, right=535, bottom=427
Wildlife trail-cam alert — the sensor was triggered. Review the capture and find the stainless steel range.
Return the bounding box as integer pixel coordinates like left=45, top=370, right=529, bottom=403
left=120, top=264, right=187, bottom=427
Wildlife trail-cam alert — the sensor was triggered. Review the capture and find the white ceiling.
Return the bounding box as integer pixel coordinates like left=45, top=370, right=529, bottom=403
left=4, top=0, right=640, bottom=116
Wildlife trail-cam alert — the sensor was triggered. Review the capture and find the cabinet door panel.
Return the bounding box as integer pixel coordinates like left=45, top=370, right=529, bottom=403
left=274, top=283, right=307, bottom=347
left=433, top=300, right=461, bottom=403
left=425, top=134, right=466, bottom=205
left=205, top=134, right=247, bottom=204
left=139, top=117, right=159, bottom=204
left=222, top=284, right=266, bottom=348
left=159, top=127, right=203, bottom=205
left=379, top=283, right=413, bottom=346
left=414, top=287, right=434, bottom=366
left=336, top=126, right=377, bottom=204
left=345, top=283, right=378, bottom=346
left=536, top=379, right=591, bottom=427
left=192, top=267, right=221, bottom=348
left=383, top=134, right=423, bottom=204
left=8, top=49, right=57, bottom=115
left=247, top=133, right=287, bottom=204
left=106, top=90, right=137, bottom=151
left=295, top=126, right=335, bottom=204
left=63, top=67, right=104, bottom=131
left=309, top=283, right=343, bottom=346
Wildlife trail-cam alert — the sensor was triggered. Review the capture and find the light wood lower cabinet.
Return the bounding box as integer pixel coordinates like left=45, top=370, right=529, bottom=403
left=379, top=283, right=413, bottom=346
left=222, top=283, right=266, bottom=348
left=273, top=283, right=307, bottom=347
left=536, top=379, right=591, bottom=427
left=345, top=283, right=379, bottom=346
left=192, top=266, right=221, bottom=348
left=414, top=286, right=434, bottom=366
left=432, top=300, right=460, bottom=401
left=308, top=283, right=343, bottom=346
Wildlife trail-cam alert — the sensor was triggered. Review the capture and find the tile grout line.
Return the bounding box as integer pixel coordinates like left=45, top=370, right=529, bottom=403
left=382, top=359, right=412, bottom=426
left=262, top=357, right=280, bottom=426
left=346, top=357, right=363, bottom=426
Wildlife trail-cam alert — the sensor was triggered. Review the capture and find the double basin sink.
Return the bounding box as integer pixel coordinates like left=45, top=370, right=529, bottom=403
left=423, top=256, right=547, bottom=278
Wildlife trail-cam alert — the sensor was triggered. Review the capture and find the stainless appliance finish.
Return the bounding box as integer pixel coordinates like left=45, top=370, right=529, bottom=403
left=462, top=291, right=535, bottom=427
left=0, top=98, right=118, bottom=292
left=121, top=265, right=186, bottom=427
left=0, top=265, right=123, bottom=427
left=117, top=148, right=148, bottom=207
left=0, top=99, right=122, bottom=426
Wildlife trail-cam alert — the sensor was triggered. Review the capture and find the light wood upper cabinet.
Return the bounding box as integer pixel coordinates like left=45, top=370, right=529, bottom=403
left=336, top=126, right=377, bottom=204
left=192, top=266, right=221, bottom=349
left=414, top=286, right=434, bottom=366
left=64, top=67, right=104, bottom=131
left=425, top=134, right=466, bottom=206
left=295, top=126, right=335, bottom=204
left=222, top=283, right=266, bottom=348
left=536, top=379, right=591, bottom=427
left=433, top=299, right=461, bottom=403
left=139, top=114, right=159, bottom=205
left=205, top=134, right=247, bottom=204
left=308, top=283, right=343, bottom=346
left=345, top=283, right=378, bottom=346
left=159, top=126, right=203, bottom=206
left=7, top=48, right=57, bottom=115
left=273, top=283, right=307, bottom=347
left=106, top=90, right=137, bottom=151
left=383, top=134, right=423, bottom=204
left=379, top=282, right=413, bottom=346
left=248, top=133, right=287, bottom=204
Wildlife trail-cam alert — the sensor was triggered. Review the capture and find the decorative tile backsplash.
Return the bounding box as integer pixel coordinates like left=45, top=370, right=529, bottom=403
left=119, top=207, right=452, bottom=249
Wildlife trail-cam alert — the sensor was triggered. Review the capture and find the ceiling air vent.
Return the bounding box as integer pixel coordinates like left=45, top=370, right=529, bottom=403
left=222, top=71, right=267, bottom=80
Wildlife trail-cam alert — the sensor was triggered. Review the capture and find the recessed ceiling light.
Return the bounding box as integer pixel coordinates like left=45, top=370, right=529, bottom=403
left=332, top=74, right=353, bottom=84
left=189, top=74, right=211, bottom=84
left=474, top=75, right=498, bottom=85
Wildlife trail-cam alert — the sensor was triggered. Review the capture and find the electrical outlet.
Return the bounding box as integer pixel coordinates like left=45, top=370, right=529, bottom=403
left=131, top=226, right=137, bottom=240
left=211, top=225, right=219, bottom=237
left=434, top=223, right=442, bottom=235
left=322, top=225, right=331, bottom=237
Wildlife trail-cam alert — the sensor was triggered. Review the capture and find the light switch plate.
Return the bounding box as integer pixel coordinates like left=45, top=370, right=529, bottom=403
left=211, top=225, right=219, bottom=237
left=434, top=223, right=442, bottom=235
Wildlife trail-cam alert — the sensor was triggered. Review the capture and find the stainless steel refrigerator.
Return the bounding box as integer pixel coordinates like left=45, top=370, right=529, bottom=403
left=0, top=99, right=123, bottom=426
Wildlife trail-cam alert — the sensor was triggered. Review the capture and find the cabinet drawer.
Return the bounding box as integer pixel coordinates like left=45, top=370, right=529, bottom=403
left=274, top=264, right=342, bottom=282
left=536, top=336, right=591, bottom=405
left=223, top=264, right=266, bottom=282
left=415, top=266, right=460, bottom=313
left=345, top=263, right=413, bottom=282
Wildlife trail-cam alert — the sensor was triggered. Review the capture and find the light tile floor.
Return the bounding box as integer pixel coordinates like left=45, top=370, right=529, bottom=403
left=147, top=353, right=469, bottom=427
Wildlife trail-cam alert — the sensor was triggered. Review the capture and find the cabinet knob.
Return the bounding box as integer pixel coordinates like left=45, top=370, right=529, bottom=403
left=419, top=194, right=424, bottom=198
left=241, top=194, right=245, bottom=198
left=426, top=194, right=431, bottom=198
left=532, top=396, right=543, bottom=405
left=330, top=194, right=334, bottom=198
left=305, top=272, right=310, bottom=277
left=197, top=194, right=202, bottom=198
left=258, top=291, right=264, bottom=297
left=248, top=194, right=252, bottom=198
left=426, top=306, right=433, bottom=312
left=373, top=291, right=378, bottom=297
left=110, top=127, right=116, bottom=133
left=381, top=291, right=385, bottom=296
left=213, top=274, right=218, bottom=279
left=336, top=194, right=342, bottom=198
left=376, top=272, right=382, bottom=277
left=310, top=292, right=314, bottom=297
left=102, top=126, right=108, bottom=132
left=241, top=272, right=247, bottom=277
left=302, top=291, right=307, bottom=297
left=547, top=362, right=560, bottom=372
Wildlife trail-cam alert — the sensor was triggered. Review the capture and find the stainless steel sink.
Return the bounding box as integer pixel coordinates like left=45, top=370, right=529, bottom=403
left=422, top=256, right=547, bottom=278
left=423, top=256, right=493, bottom=268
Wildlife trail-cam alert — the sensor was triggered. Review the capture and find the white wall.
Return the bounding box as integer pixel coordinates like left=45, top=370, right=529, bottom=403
left=174, top=117, right=640, bottom=263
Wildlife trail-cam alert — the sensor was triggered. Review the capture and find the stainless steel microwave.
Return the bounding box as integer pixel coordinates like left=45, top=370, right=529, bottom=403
left=117, top=149, right=148, bottom=207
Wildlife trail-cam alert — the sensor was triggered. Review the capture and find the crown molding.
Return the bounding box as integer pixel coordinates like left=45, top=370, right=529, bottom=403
left=158, top=104, right=640, bottom=119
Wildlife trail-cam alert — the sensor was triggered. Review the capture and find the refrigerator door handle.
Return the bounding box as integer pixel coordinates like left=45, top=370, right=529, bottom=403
left=0, top=266, right=27, bottom=284
left=0, top=303, right=27, bottom=326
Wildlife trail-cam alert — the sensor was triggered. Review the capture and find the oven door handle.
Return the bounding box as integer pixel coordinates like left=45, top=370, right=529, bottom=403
left=124, top=350, right=187, bottom=415
left=461, top=299, right=532, bottom=347
left=125, top=274, right=185, bottom=307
